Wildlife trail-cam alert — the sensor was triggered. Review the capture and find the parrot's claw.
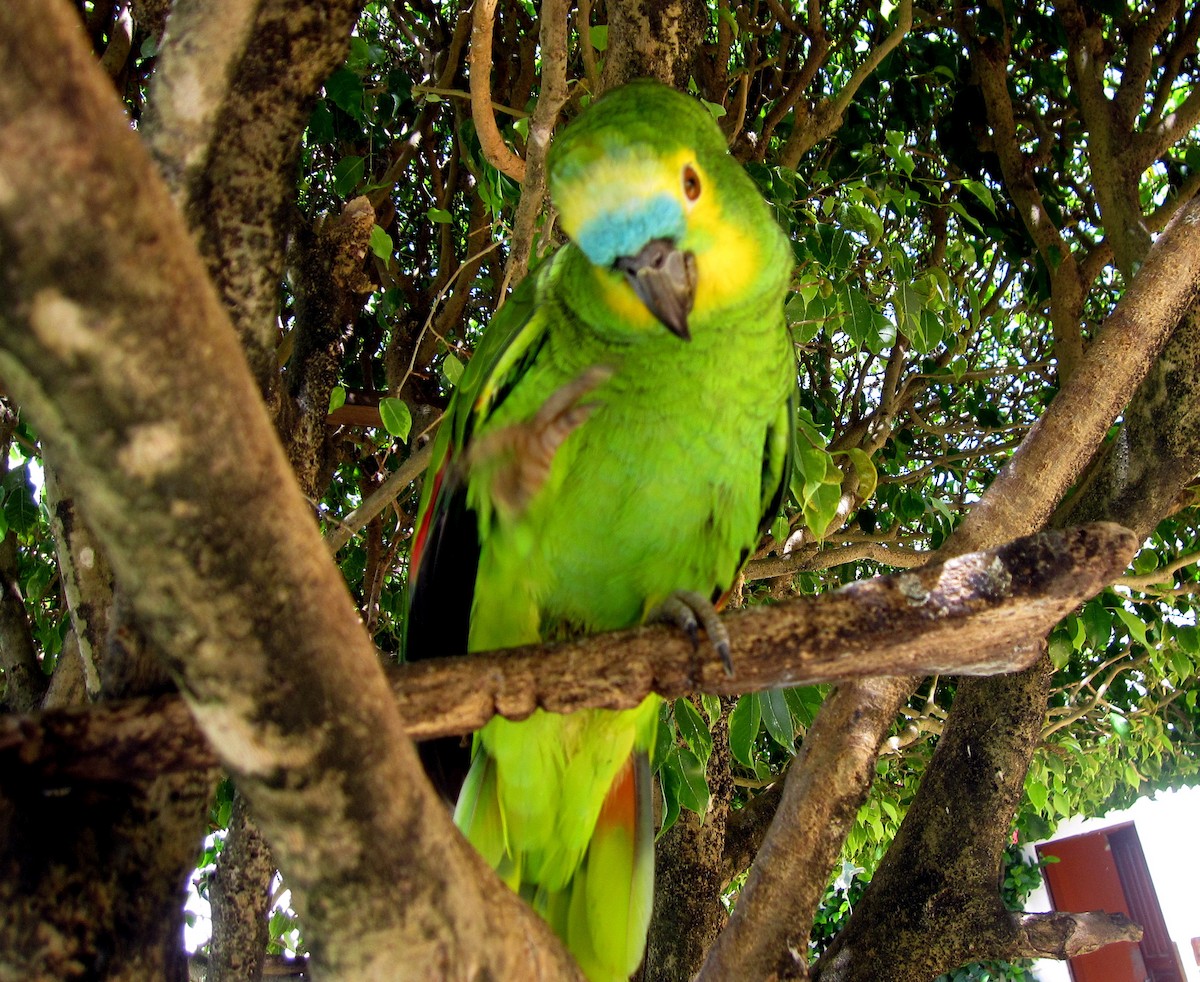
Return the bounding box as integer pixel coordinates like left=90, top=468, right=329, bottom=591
left=467, top=365, right=613, bottom=514
left=651, top=590, right=734, bottom=677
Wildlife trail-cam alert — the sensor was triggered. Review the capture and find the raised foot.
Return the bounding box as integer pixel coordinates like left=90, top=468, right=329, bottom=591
left=467, top=365, right=612, bottom=514
left=651, top=589, right=734, bottom=677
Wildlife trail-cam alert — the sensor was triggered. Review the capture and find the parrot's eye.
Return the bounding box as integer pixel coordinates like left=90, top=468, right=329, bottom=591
left=682, top=164, right=702, bottom=202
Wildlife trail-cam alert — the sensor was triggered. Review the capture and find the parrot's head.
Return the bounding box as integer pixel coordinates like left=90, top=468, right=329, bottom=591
left=548, top=80, right=774, bottom=341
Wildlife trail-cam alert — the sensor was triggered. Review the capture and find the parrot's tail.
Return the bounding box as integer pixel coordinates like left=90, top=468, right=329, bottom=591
left=458, top=745, right=655, bottom=982
left=553, top=750, right=655, bottom=982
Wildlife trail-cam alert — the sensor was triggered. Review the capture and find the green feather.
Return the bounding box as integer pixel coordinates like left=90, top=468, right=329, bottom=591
left=407, top=79, right=795, bottom=981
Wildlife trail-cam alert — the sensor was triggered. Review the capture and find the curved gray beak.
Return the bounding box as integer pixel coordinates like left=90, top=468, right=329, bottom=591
left=613, top=238, right=698, bottom=341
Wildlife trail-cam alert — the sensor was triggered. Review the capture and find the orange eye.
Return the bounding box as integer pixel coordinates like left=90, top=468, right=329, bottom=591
left=682, top=164, right=702, bottom=202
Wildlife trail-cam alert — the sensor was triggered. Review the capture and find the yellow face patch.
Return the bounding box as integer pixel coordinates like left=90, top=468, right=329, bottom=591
left=560, top=148, right=763, bottom=326
left=592, top=266, right=659, bottom=330
left=671, top=153, right=762, bottom=315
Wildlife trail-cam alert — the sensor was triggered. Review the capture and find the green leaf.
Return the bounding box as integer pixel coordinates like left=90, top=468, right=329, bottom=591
left=378, top=398, right=412, bottom=441
left=672, top=747, right=710, bottom=814
left=427, top=207, right=453, bottom=224
left=1080, top=601, right=1112, bottom=651
left=837, top=283, right=876, bottom=350
left=589, top=24, right=608, bottom=51
left=962, top=179, right=996, bottom=214
left=651, top=709, right=674, bottom=769
left=803, top=481, right=842, bottom=540
left=308, top=99, right=335, bottom=143
left=838, top=447, right=877, bottom=501
left=328, top=385, right=346, bottom=414
left=1026, top=778, right=1048, bottom=812
left=699, top=693, right=722, bottom=726
left=1131, top=550, right=1159, bottom=575
left=1114, top=608, right=1149, bottom=648
left=782, top=686, right=824, bottom=728
left=759, top=689, right=794, bottom=752
left=325, top=68, right=365, bottom=115
left=658, top=754, right=682, bottom=837
left=442, top=353, right=465, bottom=387
left=1108, top=712, right=1131, bottom=739
left=1048, top=633, right=1072, bottom=670
left=369, top=224, right=393, bottom=267
left=1065, top=614, right=1086, bottom=651
left=728, top=694, right=761, bottom=768
left=2, top=469, right=38, bottom=535
left=332, top=156, right=364, bottom=197
left=674, top=697, right=713, bottom=763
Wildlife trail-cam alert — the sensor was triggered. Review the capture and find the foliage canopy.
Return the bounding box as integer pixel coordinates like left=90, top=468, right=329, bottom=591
left=1, top=0, right=1199, bottom=979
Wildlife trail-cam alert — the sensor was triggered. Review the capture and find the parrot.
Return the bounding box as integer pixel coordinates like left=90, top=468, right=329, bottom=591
left=403, top=78, right=795, bottom=982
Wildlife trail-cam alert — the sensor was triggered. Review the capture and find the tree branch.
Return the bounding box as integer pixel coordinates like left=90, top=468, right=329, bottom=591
left=324, top=441, right=434, bottom=553
left=0, top=6, right=579, bottom=977
left=777, top=0, right=913, bottom=169
left=953, top=193, right=1200, bottom=556
left=970, top=2, right=1086, bottom=377
left=502, top=0, right=569, bottom=288
left=1, top=524, right=1138, bottom=783
left=702, top=673, right=917, bottom=982
left=142, top=0, right=367, bottom=394
left=1013, top=910, right=1143, bottom=960
left=469, top=0, right=527, bottom=183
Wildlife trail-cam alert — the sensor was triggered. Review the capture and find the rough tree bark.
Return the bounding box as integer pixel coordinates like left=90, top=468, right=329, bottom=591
left=641, top=699, right=736, bottom=982
left=142, top=0, right=368, bottom=400
left=0, top=5, right=582, bottom=980
left=599, top=0, right=709, bottom=90
left=208, top=793, right=274, bottom=982
left=0, top=523, right=1138, bottom=795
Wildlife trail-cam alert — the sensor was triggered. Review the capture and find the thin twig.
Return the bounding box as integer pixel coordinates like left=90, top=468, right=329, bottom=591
left=325, top=441, right=435, bottom=553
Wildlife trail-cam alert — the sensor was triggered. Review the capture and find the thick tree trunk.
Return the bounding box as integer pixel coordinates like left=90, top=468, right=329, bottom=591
left=642, top=700, right=735, bottom=982
left=0, top=759, right=216, bottom=981
left=600, top=0, right=708, bottom=91
left=208, top=793, right=274, bottom=982
left=0, top=5, right=582, bottom=979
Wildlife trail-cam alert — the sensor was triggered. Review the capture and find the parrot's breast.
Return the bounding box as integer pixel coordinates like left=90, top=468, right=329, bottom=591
left=470, top=321, right=788, bottom=646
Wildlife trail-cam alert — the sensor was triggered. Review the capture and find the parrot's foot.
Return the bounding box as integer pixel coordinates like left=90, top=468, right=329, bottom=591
left=467, top=365, right=612, bottom=514
left=651, top=590, right=734, bottom=677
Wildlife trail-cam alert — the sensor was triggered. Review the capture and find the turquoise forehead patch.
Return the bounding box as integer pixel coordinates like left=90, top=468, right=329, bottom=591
left=574, top=193, right=686, bottom=267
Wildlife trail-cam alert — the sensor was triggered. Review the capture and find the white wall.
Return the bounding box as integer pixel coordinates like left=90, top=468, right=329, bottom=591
left=1022, top=785, right=1200, bottom=982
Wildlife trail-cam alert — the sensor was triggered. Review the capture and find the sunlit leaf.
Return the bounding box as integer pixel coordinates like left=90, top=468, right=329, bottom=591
left=378, top=398, right=412, bottom=441
left=728, top=694, right=761, bottom=768
left=674, top=697, right=713, bottom=763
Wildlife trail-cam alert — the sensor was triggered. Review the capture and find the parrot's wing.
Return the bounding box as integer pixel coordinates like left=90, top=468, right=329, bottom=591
left=403, top=263, right=556, bottom=798
left=404, top=264, right=551, bottom=662
left=758, top=380, right=796, bottom=545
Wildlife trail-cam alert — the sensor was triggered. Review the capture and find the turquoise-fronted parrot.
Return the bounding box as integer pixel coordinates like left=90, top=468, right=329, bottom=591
left=404, top=79, right=795, bottom=981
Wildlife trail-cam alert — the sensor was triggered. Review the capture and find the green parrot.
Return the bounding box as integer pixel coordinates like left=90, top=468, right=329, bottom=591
left=404, top=79, right=795, bottom=981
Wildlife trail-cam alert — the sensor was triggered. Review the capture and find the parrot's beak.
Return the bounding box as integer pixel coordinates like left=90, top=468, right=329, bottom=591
left=613, top=238, right=697, bottom=341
